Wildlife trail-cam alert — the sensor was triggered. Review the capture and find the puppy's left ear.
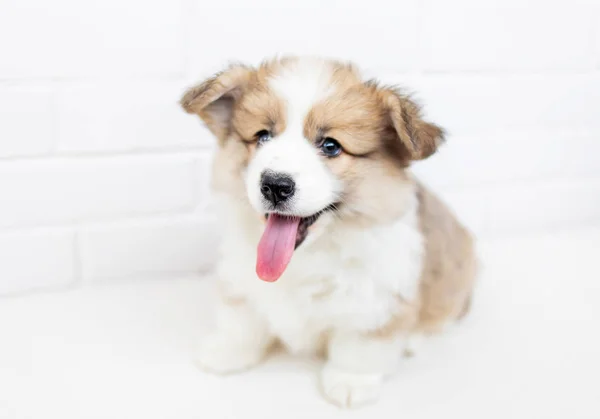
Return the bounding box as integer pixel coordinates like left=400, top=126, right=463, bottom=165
left=180, top=64, right=254, bottom=142
left=381, top=87, right=445, bottom=161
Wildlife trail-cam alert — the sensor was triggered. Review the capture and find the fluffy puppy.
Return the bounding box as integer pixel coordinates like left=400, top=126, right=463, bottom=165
left=180, top=56, right=476, bottom=408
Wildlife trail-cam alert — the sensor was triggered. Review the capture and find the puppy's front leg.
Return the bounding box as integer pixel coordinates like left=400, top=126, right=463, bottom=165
left=196, top=293, right=273, bottom=375
left=321, top=330, right=403, bottom=408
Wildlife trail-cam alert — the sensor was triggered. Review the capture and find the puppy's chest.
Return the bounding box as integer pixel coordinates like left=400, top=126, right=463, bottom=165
left=248, top=222, right=423, bottom=346
left=252, top=256, right=388, bottom=352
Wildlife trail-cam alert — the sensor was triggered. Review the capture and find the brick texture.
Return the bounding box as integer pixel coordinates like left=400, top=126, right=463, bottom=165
left=56, top=82, right=209, bottom=153
left=79, top=215, right=219, bottom=282
left=0, top=155, right=198, bottom=228
left=0, top=0, right=183, bottom=79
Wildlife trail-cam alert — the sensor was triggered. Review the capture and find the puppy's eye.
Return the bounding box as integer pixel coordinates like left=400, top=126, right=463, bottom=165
left=320, top=138, right=342, bottom=157
left=255, top=130, right=272, bottom=145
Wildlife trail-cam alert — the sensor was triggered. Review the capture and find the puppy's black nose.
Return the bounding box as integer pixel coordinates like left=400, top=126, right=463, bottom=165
left=260, top=172, right=295, bottom=206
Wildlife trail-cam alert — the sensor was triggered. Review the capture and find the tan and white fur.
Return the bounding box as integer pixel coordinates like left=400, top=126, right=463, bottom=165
left=180, top=56, right=477, bottom=408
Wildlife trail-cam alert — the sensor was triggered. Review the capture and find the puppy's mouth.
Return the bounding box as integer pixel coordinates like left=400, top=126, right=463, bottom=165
left=256, top=205, right=337, bottom=283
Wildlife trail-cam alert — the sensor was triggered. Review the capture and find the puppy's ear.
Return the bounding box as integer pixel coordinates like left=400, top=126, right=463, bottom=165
left=379, top=86, right=445, bottom=161
left=180, top=64, right=254, bottom=141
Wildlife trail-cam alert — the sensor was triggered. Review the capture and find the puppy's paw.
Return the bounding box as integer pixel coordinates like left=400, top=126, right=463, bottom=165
left=195, top=335, right=265, bottom=375
left=320, top=364, right=383, bottom=408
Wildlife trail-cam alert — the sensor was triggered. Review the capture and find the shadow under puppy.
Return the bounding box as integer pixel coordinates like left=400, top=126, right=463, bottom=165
left=180, top=56, right=476, bottom=408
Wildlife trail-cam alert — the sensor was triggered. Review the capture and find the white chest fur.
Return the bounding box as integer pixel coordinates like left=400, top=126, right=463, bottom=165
left=215, top=195, right=424, bottom=354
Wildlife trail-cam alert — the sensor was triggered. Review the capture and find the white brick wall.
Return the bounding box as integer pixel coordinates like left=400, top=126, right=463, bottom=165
left=0, top=0, right=599, bottom=295
left=186, top=0, right=421, bottom=73
left=0, top=228, right=77, bottom=295
left=0, top=0, right=183, bottom=78
left=0, top=155, right=197, bottom=228
left=79, top=215, right=218, bottom=282
left=55, top=82, right=206, bottom=152
left=420, top=0, right=597, bottom=72
left=0, top=87, right=56, bottom=158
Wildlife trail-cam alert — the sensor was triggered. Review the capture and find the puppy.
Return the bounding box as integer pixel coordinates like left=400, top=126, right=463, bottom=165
left=180, top=56, right=476, bottom=408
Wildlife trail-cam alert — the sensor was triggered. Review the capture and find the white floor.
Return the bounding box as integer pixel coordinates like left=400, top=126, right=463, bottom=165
left=1, top=227, right=599, bottom=419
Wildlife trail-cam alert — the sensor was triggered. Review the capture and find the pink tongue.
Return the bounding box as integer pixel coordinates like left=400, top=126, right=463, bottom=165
left=256, top=214, right=301, bottom=282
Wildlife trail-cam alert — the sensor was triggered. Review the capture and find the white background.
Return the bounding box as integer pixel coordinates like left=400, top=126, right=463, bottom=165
left=1, top=0, right=600, bottom=296
left=1, top=2, right=600, bottom=418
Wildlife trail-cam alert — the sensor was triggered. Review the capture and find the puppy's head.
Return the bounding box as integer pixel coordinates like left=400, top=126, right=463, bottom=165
left=181, top=57, right=444, bottom=281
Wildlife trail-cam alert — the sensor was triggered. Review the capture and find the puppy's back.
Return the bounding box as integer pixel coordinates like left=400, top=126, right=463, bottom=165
left=415, top=182, right=477, bottom=333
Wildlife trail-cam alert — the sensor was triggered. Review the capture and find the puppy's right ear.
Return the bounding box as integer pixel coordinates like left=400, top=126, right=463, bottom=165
left=180, top=64, right=254, bottom=142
